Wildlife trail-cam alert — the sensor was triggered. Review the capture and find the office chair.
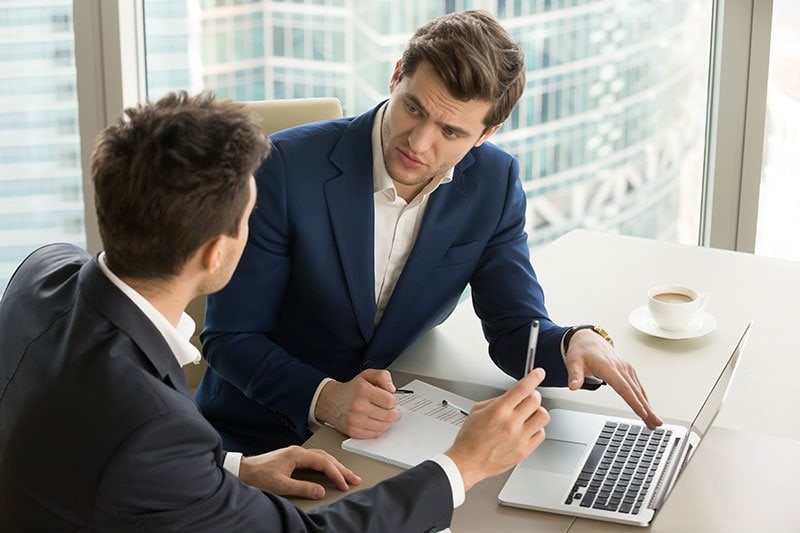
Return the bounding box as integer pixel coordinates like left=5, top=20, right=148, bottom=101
left=183, top=97, right=344, bottom=391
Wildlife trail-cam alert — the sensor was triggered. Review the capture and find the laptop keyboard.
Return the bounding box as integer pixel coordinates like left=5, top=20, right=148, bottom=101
left=564, top=422, right=672, bottom=515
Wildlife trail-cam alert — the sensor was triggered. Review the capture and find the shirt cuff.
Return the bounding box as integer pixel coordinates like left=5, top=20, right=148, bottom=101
left=430, top=453, right=465, bottom=508
left=308, top=377, right=335, bottom=429
left=223, top=451, right=242, bottom=478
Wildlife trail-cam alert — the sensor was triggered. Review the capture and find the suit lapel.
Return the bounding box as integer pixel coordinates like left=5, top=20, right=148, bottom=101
left=368, top=153, right=478, bottom=357
left=79, top=257, right=192, bottom=398
left=325, top=109, right=379, bottom=342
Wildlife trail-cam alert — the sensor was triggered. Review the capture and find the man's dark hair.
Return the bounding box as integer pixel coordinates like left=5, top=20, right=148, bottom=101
left=399, top=10, right=526, bottom=129
left=91, top=91, right=270, bottom=280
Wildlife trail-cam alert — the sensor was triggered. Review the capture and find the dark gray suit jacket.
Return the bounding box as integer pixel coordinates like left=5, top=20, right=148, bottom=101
left=0, top=244, right=452, bottom=532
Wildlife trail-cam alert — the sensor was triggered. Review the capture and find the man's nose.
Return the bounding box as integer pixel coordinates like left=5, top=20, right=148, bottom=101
left=408, top=123, right=436, bottom=153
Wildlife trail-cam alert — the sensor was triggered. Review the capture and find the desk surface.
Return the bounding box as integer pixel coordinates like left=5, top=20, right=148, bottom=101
left=391, top=229, right=800, bottom=441
left=294, top=373, right=800, bottom=532
left=295, top=230, right=800, bottom=531
left=292, top=373, right=573, bottom=532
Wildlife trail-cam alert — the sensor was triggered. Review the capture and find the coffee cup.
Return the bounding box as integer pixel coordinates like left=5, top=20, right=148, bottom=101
left=647, top=285, right=709, bottom=331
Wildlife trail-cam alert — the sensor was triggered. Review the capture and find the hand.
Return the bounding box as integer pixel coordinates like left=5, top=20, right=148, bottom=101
left=239, top=445, right=361, bottom=500
left=565, top=329, right=663, bottom=429
left=314, top=369, right=402, bottom=438
left=444, top=368, right=550, bottom=491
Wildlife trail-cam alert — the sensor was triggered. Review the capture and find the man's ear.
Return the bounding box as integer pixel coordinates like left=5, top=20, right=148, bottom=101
left=389, top=60, right=402, bottom=92
left=198, top=235, right=226, bottom=274
left=474, top=124, right=502, bottom=147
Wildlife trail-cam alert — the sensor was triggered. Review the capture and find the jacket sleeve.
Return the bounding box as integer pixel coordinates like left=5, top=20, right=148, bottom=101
left=468, top=156, right=570, bottom=386
left=94, top=411, right=452, bottom=532
left=202, top=144, right=327, bottom=437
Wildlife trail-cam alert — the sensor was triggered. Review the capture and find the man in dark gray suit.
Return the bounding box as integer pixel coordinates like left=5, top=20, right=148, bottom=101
left=0, top=91, right=550, bottom=531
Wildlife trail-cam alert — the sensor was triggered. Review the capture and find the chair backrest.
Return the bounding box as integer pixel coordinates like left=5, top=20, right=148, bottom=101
left=183, top=97, right=344, bottom=391
left=243, top=97, right=343, bottom=133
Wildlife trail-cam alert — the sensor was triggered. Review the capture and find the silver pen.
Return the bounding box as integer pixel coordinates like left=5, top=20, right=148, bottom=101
left=441, top=399, right=470, bottom=417
left=525, top=319, right=540, bottom=375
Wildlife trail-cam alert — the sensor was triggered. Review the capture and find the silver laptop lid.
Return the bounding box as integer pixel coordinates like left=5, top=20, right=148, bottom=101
left=653, top=321, right=752, bottom=509
left=688, top=321, right=751, bottom=440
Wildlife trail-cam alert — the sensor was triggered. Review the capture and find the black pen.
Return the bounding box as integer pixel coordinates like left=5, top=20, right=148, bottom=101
left=525, top=319, right=540, bottom=375
left=441, top=399, right=470, bottom=416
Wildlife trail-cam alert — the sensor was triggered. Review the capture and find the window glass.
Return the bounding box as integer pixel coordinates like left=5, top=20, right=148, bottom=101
left=754, top=0, right=800, bottom=261
left=143, top=0, right=712, bottom=250
left=0, top=1, right=83, bottom=295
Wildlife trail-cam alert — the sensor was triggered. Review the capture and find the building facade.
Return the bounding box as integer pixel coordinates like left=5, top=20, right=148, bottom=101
left=148, top=0, right=709, bottom=248
left=0, top=0, right=710, bottom=292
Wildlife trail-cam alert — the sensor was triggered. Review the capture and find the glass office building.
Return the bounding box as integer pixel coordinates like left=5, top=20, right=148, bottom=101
left=145, top=0, right=709, bottom=248
left=0, top=0, right=710, bottom=293
left=0, top=0, right=84, bottom=293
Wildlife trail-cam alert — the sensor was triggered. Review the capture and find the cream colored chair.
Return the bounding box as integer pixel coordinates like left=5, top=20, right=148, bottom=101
left=183, top=97, right=344, bottom=391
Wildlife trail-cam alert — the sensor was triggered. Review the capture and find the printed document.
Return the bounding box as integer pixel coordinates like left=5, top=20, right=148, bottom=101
left=341, top=379, right=476, bottom=468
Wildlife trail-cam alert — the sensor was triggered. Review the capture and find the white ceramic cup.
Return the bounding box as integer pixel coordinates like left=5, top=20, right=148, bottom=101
left=647, top=285, right=709, bottom=331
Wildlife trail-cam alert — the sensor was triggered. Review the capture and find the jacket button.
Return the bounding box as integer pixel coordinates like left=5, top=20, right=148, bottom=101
left=361, top=360, right=373, bottom=370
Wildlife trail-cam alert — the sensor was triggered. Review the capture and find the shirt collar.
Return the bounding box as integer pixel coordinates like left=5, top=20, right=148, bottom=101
left=371, top=102, right=454, bottom=202
left=98, top=253, right=201, bottom=368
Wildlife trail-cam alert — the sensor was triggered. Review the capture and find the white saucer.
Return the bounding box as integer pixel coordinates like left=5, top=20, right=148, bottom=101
left=628, top=305, right=716, bottom=340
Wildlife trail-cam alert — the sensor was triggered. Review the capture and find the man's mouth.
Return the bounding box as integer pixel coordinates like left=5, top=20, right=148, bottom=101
left=397, top=148, right=425, bottom=168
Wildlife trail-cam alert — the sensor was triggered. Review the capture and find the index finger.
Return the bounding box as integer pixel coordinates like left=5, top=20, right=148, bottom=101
left=604, top=371, right=661, bottom=429
left=360, top=369, right=396, bottom=392
left=366, top=384, right=398, bottom=410
left=503, top=367, right=546, bottom=406
left=298, top=450, right=361, bottom=491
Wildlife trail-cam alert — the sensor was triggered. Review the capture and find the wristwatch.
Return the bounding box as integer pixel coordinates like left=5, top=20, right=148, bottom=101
left=562, top=325, right=613, bottom=390
left=563, top=324, right=614, bottom=351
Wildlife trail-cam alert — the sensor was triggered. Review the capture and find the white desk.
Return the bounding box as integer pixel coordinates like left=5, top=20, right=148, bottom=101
left=296, top=377, right=800, bottom=532
left=296, top=230, right=800, bottom=531
left=391, top=229, right=800, bottom=441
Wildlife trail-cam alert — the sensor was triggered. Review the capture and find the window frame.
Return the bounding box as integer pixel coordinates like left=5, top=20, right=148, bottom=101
left=74, top=0, right=146, bottom=253
left=701, top=0, right=772, bottom=252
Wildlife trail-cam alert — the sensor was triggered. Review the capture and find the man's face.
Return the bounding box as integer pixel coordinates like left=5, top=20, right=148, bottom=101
left=201, top=175, right=256, bottom=295
left=381, top=60, right=500, bottom=197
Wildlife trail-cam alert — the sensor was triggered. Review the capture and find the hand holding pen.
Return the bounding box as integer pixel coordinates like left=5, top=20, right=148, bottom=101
left=314, top=369, right=402, bottom=439
left=444, top=367, right=549, bottom=491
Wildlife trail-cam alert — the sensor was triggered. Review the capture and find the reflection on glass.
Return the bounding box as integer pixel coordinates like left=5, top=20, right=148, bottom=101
left=0, top=1, right=84, bottom=295
left=144, top=0, right=711, bottom=249
left=755, top=0, right=800, bottom=261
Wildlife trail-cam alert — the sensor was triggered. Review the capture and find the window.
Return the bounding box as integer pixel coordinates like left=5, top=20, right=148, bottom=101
left=754, top=0, right=800, bottom=261
left=141, top=0, right=714, bottom=250
left=0, top=1, right=84, bottom=294
left=4, top=1, right=771, bottom=295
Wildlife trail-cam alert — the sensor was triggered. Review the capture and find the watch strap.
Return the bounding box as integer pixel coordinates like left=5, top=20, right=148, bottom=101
left=562, top=325, right=613, bottom=390
left=564, top=324, right=614, bottom=351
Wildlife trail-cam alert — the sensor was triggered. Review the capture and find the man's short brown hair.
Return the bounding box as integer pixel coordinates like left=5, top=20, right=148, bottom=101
left=91, top=91, right=269, bottom=280
left=399, top=10, right=526, bottom=129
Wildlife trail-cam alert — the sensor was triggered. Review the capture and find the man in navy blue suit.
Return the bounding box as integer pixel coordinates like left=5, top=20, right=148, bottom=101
left=197, top=10, right=663, bottom=454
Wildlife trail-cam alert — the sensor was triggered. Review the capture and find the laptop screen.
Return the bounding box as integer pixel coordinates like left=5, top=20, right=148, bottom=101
left=689, top=321, right=751, bottom=440
left=651, top=321, right=751, bottom=511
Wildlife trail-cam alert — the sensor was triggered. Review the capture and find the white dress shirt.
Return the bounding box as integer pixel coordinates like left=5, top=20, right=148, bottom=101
left=98, top=253, right=243, bottom=476
left=371, top=103, right=454, bottom=323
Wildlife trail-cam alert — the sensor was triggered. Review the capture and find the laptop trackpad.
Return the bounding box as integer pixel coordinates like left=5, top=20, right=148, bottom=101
left=521, top=438, right=586, bottom=475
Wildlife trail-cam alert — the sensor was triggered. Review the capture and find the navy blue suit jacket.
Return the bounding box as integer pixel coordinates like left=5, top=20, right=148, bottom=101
left=197, top=104, right=569, bottom=453
left=0, top=245, right=452, bottom=532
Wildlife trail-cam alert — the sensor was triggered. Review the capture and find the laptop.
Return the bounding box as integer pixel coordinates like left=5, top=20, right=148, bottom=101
left=498, top=322, right=752, bottom=527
